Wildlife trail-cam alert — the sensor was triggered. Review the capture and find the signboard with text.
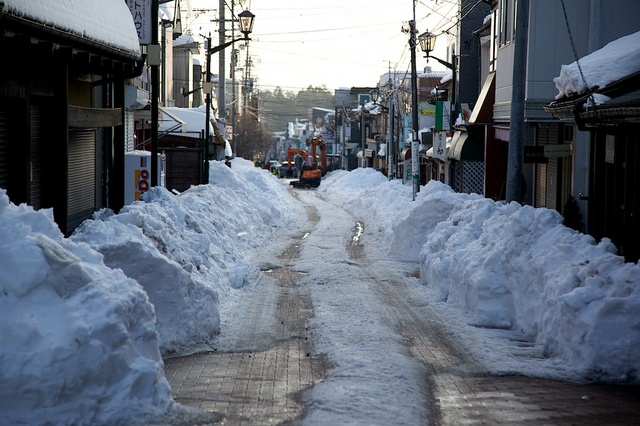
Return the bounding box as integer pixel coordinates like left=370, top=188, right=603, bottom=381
left=433, top=131, right=447, bottom=159
left=435, top=101, right=451, bottom=131
left=127, top=0, right=152, bottom=45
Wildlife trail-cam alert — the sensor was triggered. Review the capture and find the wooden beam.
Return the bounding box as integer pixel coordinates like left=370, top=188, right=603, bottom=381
left=68, top=105, right=122, bottom=128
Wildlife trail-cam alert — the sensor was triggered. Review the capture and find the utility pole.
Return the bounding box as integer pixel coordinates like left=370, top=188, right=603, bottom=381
left=218, top=0, right=226, bottom=124
left=244, top=44, right=251, bottom=116
left=151, top=0, right=159, bottom=187
left=387, top=65, right=394, bottom=179
left=361, top=100, right=366, bottom=168
left=230, top=0, right=237, bottom=157
left=409, top=17, right=420, bottom=200
left=506, top=0, right=529, bottom=203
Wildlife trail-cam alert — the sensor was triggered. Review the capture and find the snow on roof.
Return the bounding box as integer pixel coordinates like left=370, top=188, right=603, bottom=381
left=2, top=0, right=141, bottom=56
left=159, top=3, right=174, bottom=22
left=553, top=30, right=640, bottom=100
left=439, top=72, right=453, bottom=85
left=174, top=33, right=198, bottom=47
left=159, top=107, right=214, bottom=138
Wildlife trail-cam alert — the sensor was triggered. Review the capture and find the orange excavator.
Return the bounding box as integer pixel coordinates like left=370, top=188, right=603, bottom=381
left=289, top=137, right=326, bottom=189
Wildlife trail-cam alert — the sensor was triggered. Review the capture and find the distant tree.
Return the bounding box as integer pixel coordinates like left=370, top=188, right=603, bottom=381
left=257, top=85, right=333, bottom=133
left=234, top=113, right=273, bottom=163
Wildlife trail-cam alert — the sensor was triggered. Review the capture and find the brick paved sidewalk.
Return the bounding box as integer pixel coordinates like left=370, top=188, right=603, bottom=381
left=164, top=339, right=330, bottom=425
left=430, top=372, right=640, bottom=425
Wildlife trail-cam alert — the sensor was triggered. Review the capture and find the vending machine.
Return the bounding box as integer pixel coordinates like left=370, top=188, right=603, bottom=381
left=124, top=151, right=164, bottom=205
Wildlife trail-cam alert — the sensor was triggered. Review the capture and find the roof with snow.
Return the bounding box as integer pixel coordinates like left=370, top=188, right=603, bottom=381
left=1, top=0, right=141, bottom=58
left=159, top=107, right=214, bottom=138
left=545, top=30, right=640, bottom=125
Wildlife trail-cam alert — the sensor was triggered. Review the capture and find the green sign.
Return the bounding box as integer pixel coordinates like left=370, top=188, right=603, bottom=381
left=435, top=101, right=451, bottom=131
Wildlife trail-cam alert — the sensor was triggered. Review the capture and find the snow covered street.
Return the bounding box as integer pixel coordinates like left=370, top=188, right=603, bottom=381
left=162, top=180, right=640, bottom=425
left=3, top=158, right=639, bottom=425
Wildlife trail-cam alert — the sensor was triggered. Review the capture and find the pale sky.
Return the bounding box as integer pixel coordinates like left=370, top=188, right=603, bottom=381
left=183, top=0, right=458, bottom=92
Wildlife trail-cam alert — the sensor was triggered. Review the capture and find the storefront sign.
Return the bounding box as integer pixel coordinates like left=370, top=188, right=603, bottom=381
left=524, top=146, right=548, bottom=163
left=127, top=0, right=152, bottom=45
left=433, top=131, right=447, bottom=159
left=544, top=144, right=572, bottom=158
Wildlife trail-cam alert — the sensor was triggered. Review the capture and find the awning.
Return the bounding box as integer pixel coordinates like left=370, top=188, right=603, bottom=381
left=158, top=106, right=214, bottom=138
left=401, top=147, right=411, bottom=160
left=448, top=128, right=484, bottom=161
left=425, top=142, right=451, bottom=158
left=469, top=71, right=496, bottom=125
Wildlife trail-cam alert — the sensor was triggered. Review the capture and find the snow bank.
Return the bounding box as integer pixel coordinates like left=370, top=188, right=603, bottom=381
left=415, top=184, right=640, bottom=383
left=0, top=191, right=172, bottom=425
left=71, top=159, right=304, bottom=355
left=1, top=157, right=306, bottom=424
left=322, top=172, right=640, bottom=384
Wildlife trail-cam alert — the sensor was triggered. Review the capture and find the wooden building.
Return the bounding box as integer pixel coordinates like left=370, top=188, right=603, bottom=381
left=0, top=1, right=143, bottom=234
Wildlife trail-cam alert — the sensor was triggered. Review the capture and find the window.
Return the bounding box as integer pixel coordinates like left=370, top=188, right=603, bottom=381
left=499, top=0, right=516, bottom=46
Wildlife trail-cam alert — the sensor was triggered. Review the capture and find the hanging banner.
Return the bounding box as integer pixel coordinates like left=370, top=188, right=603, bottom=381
left=433, top=131, right=447, bottom=159
left=127, top=0, right=152, bottom=45
left=435, top=101, right=451, bottom=131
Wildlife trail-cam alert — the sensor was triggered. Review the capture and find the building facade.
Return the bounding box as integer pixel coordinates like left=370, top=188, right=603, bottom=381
left=0, top=1, right=143, bottom=234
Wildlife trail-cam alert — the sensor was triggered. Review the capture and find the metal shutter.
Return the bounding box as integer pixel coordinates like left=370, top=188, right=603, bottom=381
left=535, top=124, right=559, bottom=209
left=30, top=105, right=43, bottom=209
left=67, top=128, right=96, bottom=225
left=124, top=110, right=135, bottom=152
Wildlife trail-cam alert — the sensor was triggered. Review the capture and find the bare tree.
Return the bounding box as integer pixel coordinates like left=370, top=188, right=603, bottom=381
left=234, top=113, right=273, bottom=164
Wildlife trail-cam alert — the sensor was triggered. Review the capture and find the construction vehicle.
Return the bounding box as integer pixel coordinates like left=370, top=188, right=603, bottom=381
left=289, top=137, right=326, bottom=189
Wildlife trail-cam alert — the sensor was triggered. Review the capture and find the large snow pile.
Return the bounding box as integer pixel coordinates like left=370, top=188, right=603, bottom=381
left=321, top=169, right=640, bottom=383
left=72, top=158, right=305, bottom=355
left=1, top=157, right=305, bottom=425
left=0, top=191, right=172, bottom=425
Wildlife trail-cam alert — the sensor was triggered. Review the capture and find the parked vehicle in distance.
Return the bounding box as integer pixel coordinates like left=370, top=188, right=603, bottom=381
left=267, top=160, right=281, bottom=175
left=279, top=161, right=298, bottom=178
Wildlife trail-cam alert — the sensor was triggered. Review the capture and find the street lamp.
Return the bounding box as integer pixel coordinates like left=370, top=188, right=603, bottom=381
left=418, top=31, right=457, bottom=127
left=370, top=88, right=380, bottom=103
left=204, top=10, right=254, bottom=182
left=238, top=10, right=256, bottom=37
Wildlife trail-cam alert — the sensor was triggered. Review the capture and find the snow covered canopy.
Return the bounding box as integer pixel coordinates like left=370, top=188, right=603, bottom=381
left=1, top=0, right=142, bottom=72
left=159, top=107, right=214, bottom=138
left=545, top=30, right=640, bottom=125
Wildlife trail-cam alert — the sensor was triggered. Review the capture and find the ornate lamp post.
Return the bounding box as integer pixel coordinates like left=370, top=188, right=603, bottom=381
left=370, top=88, right=380, bottom=103
left=204, top=10, right=254, bottom=181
